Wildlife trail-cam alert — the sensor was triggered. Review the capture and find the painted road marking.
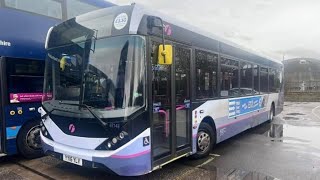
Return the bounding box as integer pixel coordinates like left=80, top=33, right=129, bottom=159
left=210, top=153, right=221, bottom=157
left=196, top=157, right=215, bottom=168
left=312, top=105, right=320, bottom=120
left=176, top=157, right=216, bottom=180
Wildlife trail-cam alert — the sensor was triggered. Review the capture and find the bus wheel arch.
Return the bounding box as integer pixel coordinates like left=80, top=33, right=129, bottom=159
left=201, top=117, right=217, bottom=142
left=192, top=116, right=216, bottom=159
left=16, top=118, right=43, bottom=159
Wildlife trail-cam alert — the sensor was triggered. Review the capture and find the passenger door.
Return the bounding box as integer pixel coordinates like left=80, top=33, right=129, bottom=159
left=150, top=39, right=192, bottom=166
left=151, top=40, right=172, bottom=160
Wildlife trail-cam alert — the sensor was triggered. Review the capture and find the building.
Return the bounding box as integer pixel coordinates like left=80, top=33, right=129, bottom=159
left=284, top=58, right=320, bottom=101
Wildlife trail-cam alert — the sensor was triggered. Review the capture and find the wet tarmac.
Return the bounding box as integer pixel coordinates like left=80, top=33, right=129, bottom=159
left=1, top=102, right=320, bottom=180
left=0, top=154, right=278, bottom=180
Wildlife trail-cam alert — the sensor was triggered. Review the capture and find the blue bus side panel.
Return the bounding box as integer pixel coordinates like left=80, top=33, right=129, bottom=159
left=0, top=8, right=60, bottom=59
left=4, top=103, right=41, bottom=154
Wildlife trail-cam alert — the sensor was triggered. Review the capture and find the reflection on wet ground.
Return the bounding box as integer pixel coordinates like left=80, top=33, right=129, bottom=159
left=172, top=156, right=279, bottom=180
left=0, top=153, right=280, bottom=180
left=269, top=123, right=283, bottom=139
left=250, top=115, right=320, bottom=150
left=286, top=113, right=305, bottom=116
left=266, top=121, right=320, bottom=150
left=282, top=116, right=299, bottom=121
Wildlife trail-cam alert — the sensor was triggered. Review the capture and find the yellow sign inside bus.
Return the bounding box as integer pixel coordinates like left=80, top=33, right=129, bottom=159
left=158, top=45, right=173, bottom=65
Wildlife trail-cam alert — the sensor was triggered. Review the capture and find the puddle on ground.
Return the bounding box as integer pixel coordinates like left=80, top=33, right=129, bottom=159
left=283, top=116, right=300, bottom=121
left=286, top=113, right=305, bottom=116
left=267, top=122, right=320, bottom=149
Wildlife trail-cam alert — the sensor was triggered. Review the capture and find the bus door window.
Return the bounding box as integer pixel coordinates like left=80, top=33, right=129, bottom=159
left=151, top=41, right=172, bottom=158
left=175, top=45, right=191, bottom=148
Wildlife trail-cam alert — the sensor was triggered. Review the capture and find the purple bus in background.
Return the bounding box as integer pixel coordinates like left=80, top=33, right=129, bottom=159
left=0, top=0, right=114, bottom=158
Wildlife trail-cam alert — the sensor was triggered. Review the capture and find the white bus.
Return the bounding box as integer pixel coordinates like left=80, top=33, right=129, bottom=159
left=40, top=4, right=284, bottom=176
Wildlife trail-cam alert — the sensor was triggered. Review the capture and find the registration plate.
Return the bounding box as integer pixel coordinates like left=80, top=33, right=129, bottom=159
left=63, top=154, right=83, bottom=166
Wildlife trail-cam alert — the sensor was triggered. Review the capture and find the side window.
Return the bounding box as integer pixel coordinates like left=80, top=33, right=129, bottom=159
left=276, top=69, right=282, bottom=92
left=195, top=50, right=218, bottom=99
left=7, top=59, right=45, bottom=104
left=4, top=0, right=62, bottom=19
left=240, top=62, right=253, bottom=96
left=269, top=69, right=275, bottom=93
left=253, top=65, right=259, bottom=94
left=67, top=0, right=100, bottom=19
left=220, top=57, right=239, bottom=97
left=260, top=67, right=269, bottom=93
left=269, top=68, right=281, bottom=93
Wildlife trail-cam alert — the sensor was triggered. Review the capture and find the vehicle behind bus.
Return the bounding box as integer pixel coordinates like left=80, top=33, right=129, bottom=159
left=0, top=0, right=114, bottom=158
left=41, top=4, right=283, bottom=176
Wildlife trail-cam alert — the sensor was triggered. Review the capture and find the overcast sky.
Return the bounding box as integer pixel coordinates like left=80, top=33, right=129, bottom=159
left=109, top=0, right=320, bottom=61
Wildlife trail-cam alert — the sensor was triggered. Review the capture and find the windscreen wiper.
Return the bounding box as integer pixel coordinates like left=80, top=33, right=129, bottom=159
left=41, top=105, right=80, bottom=120
left=58, top=101, right=108, bottom=128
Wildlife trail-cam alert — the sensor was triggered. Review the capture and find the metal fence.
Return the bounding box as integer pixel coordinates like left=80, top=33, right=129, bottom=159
left=285, top=81, right=320, bottom=93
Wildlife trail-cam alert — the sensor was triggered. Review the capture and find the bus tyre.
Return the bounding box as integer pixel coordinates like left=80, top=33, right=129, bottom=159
left=17, top=120, right=43, bottom=159
left=192, top=122, right=215, bottom=159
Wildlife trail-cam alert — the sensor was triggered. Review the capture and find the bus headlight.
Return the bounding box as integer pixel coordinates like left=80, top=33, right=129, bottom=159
left=95, top=131, right=129, bottom=151
left=119, top=131, right=128, bottom=139
left=40, top=121, right=53, bottom=140
left=112, top=137, right=117, bottom=144
left=107, top=142, right=112, bottom=149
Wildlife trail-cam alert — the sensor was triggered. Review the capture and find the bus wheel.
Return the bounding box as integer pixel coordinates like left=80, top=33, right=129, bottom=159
left=17, top=120, right=43, bottom=159
left=191, top=122, right=215, bottom=159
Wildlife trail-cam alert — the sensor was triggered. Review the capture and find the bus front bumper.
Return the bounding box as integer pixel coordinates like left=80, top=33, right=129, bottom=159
left=40, top=131, right=152, bottom=176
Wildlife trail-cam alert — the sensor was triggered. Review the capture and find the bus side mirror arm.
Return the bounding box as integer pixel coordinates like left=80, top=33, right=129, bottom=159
left=148, top=16, right=166, bottom=63
left=158, top=19, right=166, bottom=63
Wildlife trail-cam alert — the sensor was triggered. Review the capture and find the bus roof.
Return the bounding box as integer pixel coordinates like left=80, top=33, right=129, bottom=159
left=129, top=4, right=281, bottom=67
